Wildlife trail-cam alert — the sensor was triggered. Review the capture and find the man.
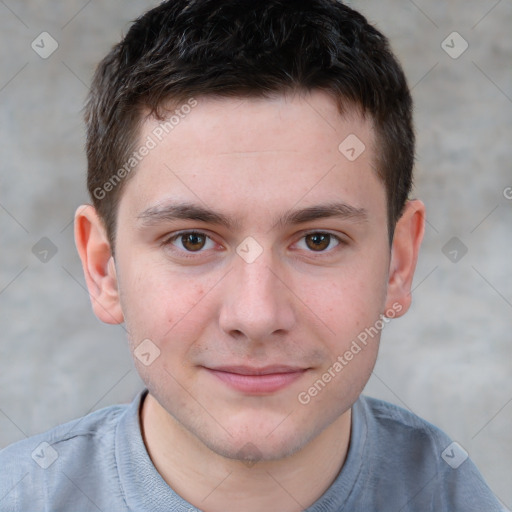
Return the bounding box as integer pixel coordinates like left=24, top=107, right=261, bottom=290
left=0, top=1, right=506, bottom=511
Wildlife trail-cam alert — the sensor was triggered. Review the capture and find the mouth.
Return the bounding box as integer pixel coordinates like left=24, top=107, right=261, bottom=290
left=202, top=365, right=309, bottom=394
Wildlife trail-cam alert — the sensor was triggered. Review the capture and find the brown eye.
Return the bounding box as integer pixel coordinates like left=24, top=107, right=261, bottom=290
left=305, top=233, right=332, bottom=251
left=181, top=232, right=206, bottom=251
left=164, top=230, right=218, bottom=257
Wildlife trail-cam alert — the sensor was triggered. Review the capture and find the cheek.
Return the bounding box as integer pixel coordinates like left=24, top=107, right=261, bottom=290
left=118, top=260, right=209, bottom=346
left=307, top=259, right=389, bottom=339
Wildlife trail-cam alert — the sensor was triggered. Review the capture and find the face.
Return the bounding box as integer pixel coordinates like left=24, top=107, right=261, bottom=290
left=101, top=91, right=402, bottom=460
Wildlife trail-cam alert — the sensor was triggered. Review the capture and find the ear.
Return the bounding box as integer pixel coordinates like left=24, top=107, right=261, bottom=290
left=384, top=200, right=425, bottom=318
left=74, top=205, right=124, bottom=324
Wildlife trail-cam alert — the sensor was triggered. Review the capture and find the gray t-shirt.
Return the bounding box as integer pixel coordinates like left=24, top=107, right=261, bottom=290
left=0, top=389, right=506, bottom=511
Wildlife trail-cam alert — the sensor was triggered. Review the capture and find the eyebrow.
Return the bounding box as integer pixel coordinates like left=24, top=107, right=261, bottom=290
left=137, top=200, right=368, bottom=231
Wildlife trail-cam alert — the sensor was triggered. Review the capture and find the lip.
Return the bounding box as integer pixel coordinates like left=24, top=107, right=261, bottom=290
left=203, top=365, right=308, bottom=394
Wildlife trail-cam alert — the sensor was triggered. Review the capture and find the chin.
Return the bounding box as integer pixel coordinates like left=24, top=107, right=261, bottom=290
left=195, top=417, right=320, bottom=464
left=205, top=433, right=309, bottom=464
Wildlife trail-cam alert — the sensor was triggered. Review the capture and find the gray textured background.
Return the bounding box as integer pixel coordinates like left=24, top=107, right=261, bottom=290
left=0, top=0, right=511, bottom=507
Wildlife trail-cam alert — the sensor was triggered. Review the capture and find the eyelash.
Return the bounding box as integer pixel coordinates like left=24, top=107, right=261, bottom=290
left=162, top=230, right=346, bottom=258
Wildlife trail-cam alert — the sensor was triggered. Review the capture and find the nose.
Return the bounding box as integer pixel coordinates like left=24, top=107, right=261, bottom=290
left=218, top=248, right=297, bottom=343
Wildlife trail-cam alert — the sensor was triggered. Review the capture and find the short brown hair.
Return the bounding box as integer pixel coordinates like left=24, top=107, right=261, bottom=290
left=85, top=0, right=414, bottom=248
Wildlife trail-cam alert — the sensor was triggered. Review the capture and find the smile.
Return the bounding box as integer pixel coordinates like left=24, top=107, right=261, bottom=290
left=203, top=366, right=309, bottom=394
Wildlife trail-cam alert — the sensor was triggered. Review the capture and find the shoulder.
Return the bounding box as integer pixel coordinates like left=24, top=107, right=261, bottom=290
left=359, top=394, right=448, bottom=442
left=0, top=401, right=126, bottom=464
left=0, top=402, right=129, bottom=511
left=353, top=395, right=507, bottom=511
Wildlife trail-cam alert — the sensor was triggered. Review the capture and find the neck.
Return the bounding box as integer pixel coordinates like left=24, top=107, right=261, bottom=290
left=140, top=393, right=352, bottom=512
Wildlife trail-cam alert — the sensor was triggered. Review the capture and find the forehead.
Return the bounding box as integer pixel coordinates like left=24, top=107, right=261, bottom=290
left=119, top=91, right=384, bottom=227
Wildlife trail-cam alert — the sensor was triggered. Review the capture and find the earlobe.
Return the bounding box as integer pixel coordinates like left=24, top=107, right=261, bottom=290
left=384, top=200, right=426, bottom=317
left=74, top=205, right=124, bottom=325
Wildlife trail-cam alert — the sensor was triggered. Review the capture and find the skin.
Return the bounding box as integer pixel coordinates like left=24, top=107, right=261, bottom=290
left=75, top=90, right=425, bottom=512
